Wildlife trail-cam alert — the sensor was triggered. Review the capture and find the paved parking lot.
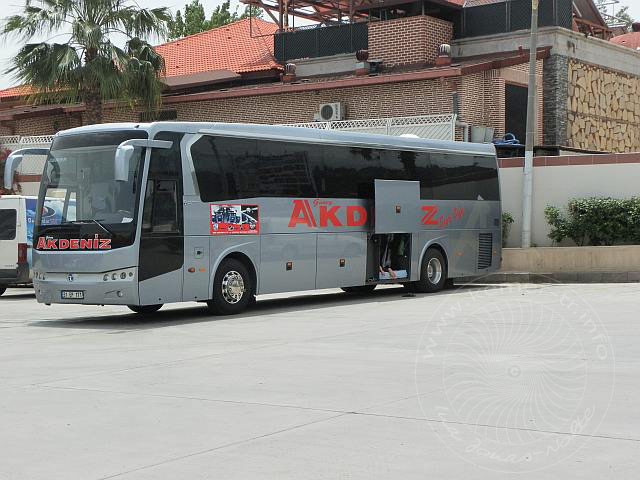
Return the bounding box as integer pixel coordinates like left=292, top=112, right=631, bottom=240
left=0, top=283, right=638, bottom=479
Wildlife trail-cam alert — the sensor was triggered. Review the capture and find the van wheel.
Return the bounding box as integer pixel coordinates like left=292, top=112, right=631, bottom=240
left=0, top=287, right=6, bottom=297
left=414, top=248, right=447, bottom=293
left=128, top=304, right=163, bottom=314
left=341, top=285, right=377, bottom=294
left=207, top=258, right=253, bottom=315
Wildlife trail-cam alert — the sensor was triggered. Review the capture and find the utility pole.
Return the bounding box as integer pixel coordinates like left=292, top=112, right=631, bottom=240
left=521, top=0, right=539, bottom=248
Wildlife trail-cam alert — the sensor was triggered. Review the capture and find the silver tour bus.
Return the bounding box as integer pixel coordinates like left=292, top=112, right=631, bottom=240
left=28, top=122, right=501, bottom=315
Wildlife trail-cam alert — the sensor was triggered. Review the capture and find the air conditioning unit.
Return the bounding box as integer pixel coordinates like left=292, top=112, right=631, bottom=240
left=314, top=103, right=345, bottom=122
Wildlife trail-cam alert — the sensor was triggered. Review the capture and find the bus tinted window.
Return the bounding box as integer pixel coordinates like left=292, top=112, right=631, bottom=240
left=143, top=132, right=184, bottom=234
left=474, top=155, right=500, bottom=201
left=191, top=135, right=498, bottom=201
left=192, top=137, right=321, bottom=201
left=258, top=141, right=319, bottom=197
left=378, top=150, right=432, bottom=199
left=320, top=146, right=379, bottom=198
left=191, top=136, right=239, bottom=201
left=0, top=209, right=17, bottom=240
left=429, top=153, right=499, bottom=201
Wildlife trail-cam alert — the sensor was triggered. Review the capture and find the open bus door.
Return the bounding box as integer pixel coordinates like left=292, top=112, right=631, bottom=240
left=369, top=180, right=421, bottom=283
left=373, top=180, right=420, bottom=234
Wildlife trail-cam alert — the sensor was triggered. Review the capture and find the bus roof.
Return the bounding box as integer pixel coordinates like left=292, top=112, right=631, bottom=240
left=56, top=122, right=496, bottom=157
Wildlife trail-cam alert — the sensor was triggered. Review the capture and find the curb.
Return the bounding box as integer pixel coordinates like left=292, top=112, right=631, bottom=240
left=465, top=272, right=640, bottom=284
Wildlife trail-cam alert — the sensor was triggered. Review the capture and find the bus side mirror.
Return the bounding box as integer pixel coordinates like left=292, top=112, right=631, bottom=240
left=113, top=139, right=173, bottom=182
left=115, top=145, right=135, bottom=182
left=3, top=153, right=23, bottom=190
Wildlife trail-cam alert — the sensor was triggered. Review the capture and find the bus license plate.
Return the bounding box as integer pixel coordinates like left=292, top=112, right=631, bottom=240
left=61, top=290, right=84, bottom=300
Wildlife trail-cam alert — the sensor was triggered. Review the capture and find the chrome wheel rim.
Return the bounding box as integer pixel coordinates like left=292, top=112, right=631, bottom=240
left=427, top=258, right=443, bottom=284
left=221, top=270, right=245, bottom=304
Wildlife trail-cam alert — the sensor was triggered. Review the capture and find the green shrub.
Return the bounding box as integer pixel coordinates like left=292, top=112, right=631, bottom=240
left=544, top=197, right=640, bottom=246
left=502, top=211, right=514, bottom=247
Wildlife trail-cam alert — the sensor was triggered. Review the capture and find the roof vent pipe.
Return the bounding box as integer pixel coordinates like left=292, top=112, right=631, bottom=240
left=436, top=44, right=452, bottom=66
left=282, top=63, right=296, bottom=83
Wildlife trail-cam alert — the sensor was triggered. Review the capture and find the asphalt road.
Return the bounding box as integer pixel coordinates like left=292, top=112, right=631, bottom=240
left=0, top=283, right=638, bottom=479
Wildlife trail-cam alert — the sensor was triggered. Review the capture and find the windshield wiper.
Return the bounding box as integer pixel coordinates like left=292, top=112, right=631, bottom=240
left=61, top=219, right=113, bottom=236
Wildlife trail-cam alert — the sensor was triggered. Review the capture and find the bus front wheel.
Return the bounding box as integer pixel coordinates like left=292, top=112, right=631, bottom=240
left=207, top=258, right=253, bottom=315
left=413, top=248, right=447, bottom=293
left=127, top=304, right=163, bottom=314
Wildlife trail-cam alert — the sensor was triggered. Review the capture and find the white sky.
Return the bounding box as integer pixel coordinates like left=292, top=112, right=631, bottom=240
left=0, top=0, right=639, bottom=90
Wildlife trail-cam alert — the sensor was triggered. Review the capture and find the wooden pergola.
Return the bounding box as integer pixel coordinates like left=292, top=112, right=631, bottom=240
left=240, top=0, right=459, bottom=30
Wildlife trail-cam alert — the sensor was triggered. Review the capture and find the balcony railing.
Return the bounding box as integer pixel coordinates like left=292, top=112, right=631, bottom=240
left=282, top=114, right=458, bottom=141
left=455, top=0, right=573, bottom=39
left=274, top=22, right=368, bottom=64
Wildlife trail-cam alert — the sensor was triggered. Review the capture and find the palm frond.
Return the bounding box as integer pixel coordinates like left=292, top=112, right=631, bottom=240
left=2, top=1, right=74, bottom=40
left=8, top=42, right=82, bottom=104
left=1, top=0, right=171, bottom=123
left=106, top=6, right=170, bottom=39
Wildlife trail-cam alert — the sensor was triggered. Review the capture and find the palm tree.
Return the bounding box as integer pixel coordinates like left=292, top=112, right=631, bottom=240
left=2, top=0, right=171, bottom=125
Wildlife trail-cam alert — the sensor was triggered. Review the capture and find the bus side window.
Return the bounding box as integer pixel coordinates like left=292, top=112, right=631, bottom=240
left=142, top=179, right=179, bottom=234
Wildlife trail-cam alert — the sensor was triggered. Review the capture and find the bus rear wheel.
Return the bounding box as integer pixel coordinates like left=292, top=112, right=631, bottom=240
left=413, top=248, right=447, bottom=293
left=341, top=285, right=377, bottom=294
left=207, top=258, right=253, bottom=315
left=127, top=304, right=163, bottom=314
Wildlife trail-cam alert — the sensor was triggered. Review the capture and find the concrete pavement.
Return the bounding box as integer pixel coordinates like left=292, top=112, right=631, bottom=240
left=0, top=283, right=638, bottom=479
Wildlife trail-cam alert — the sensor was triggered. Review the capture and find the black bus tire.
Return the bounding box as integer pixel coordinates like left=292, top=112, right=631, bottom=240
left=127, top=304, right=163, bottom=314
left=0, top=286, right=6, bottom=297
left=207, top=258, right=253, bottom=315
left=414, top=248, right=447, bottom=293
left=341, top=284, right=377, bottom=294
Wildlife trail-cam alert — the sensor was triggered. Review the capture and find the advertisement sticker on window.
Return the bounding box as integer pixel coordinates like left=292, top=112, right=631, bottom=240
left=210, top=204, right=259, bottom=235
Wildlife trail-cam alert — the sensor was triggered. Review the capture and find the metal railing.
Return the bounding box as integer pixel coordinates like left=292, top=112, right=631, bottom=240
left=456, top=0, right=573, bottom=39
left=282, top=114, right=458, bottom=141
left=0, top=135, right=53, bottom=175
left=274, top=22, right=368, bottom=63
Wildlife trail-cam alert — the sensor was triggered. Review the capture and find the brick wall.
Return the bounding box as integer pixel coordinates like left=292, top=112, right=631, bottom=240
left=11, top=113, right=82, bottom=136
left=4, top=68, right=522, bottom=146
left=368, top=16, right=453, bottom=68
left=567, top=59, right=640, bottom=153
left=0, top=123, right=14, bottom=135
left=171, top=78, right=457, bottom=124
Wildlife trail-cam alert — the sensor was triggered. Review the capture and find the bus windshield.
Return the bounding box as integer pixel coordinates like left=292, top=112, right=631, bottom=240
left=35, top=130, right=147, bottom=248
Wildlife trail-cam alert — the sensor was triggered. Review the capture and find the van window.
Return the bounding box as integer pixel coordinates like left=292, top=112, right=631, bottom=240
left=0, top=209, right=17, bottom=240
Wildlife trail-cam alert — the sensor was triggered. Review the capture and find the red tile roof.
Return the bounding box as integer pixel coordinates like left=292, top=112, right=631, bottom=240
left=611, top=32, right=640, bottom=50
left=0, top=18, right=281, bottom=101
left=155, top=18, right=281, bottom=77
left=611, top=23, right=640, bottom=50
left=0, top=84, right=37, bottom=100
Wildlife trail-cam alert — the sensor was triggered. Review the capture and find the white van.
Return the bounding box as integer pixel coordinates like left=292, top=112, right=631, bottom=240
left=0, top=195, right=37, bottom=296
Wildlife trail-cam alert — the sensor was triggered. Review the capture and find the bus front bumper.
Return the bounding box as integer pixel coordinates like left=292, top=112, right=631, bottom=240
left=34, top=269, right=139, bottom=306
